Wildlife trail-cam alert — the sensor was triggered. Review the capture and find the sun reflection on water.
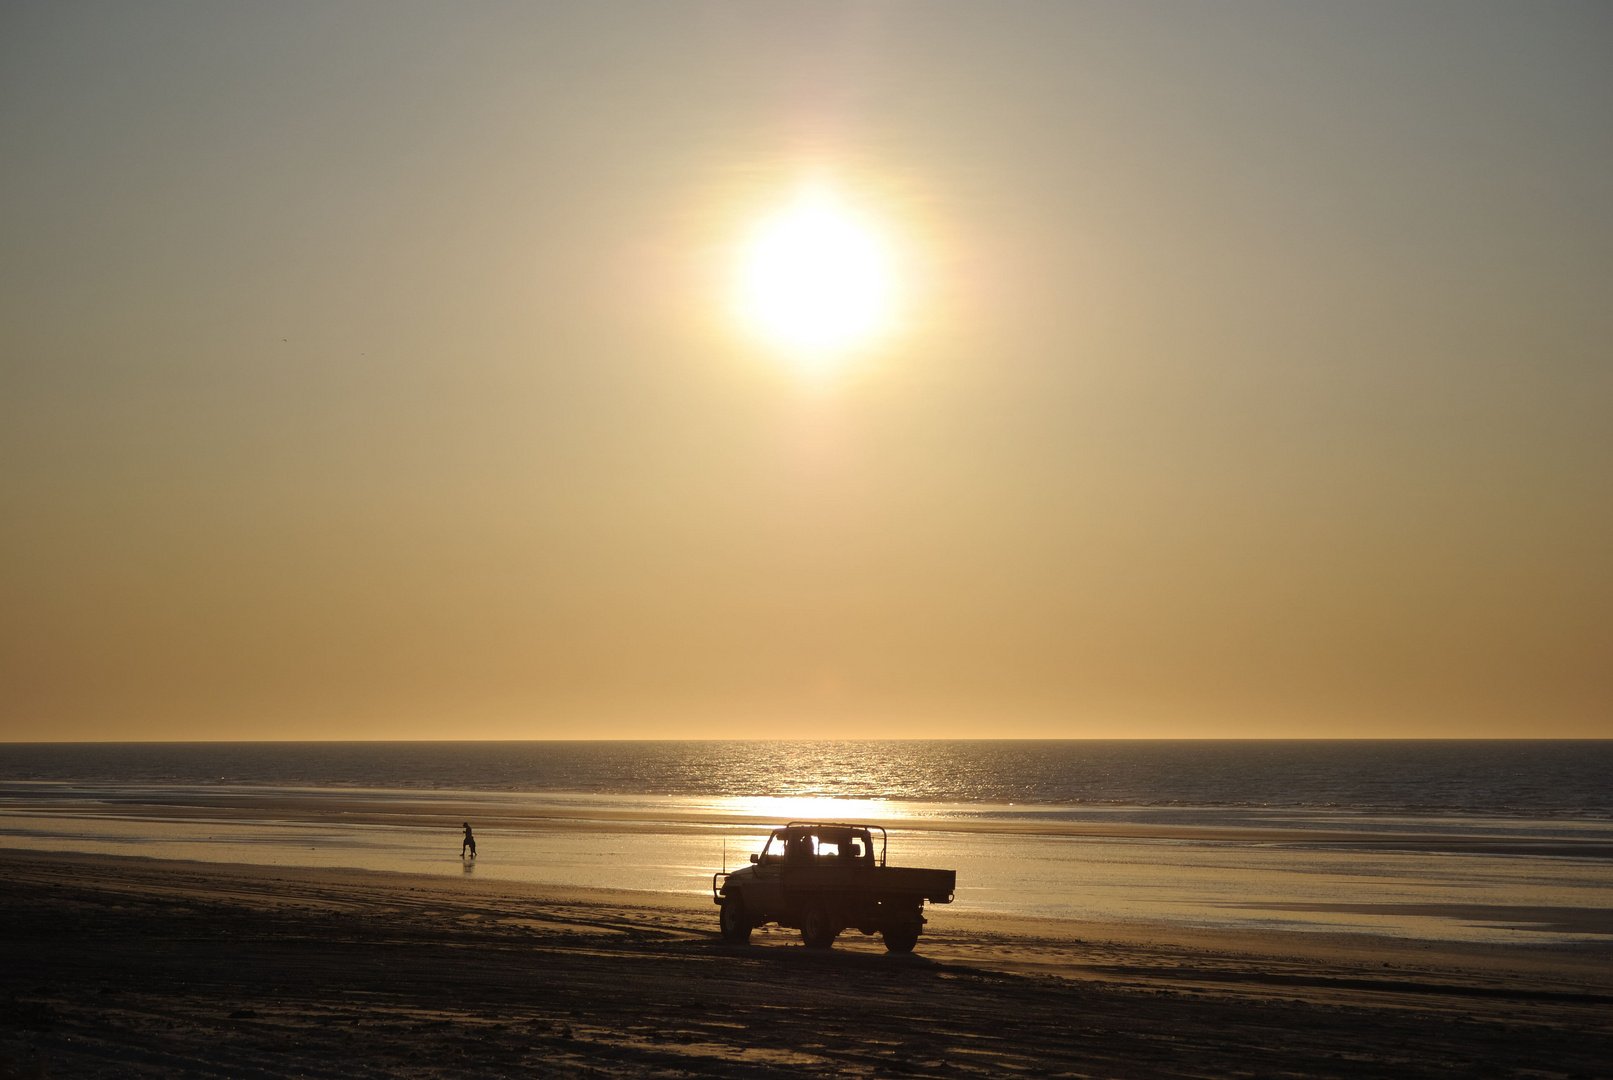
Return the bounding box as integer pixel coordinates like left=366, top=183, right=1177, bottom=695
left=702, top=794, right=917, bottom=825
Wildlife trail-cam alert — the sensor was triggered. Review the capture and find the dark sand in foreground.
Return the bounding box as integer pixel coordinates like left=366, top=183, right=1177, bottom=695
left=2, top=850, right=1609, bottom=1079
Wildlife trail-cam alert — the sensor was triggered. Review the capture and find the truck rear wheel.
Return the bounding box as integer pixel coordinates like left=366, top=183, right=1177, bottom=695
left=719, top=895, right=751, bottom=945
left=801, top=905, right=837, bottom=949
left=882, top=918, right=922, bottom=953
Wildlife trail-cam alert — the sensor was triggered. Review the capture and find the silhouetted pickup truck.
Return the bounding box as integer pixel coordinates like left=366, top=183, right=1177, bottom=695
left=712, top=821, right=955, bottom=952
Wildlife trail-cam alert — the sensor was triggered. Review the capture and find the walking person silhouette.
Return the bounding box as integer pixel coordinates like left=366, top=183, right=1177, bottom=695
left=461, top=822, right=476, bottom=859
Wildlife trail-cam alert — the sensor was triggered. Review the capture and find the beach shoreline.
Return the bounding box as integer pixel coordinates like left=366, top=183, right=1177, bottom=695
left=13, top=784, right=1613, bottom=854
left=8, top=779, right=1613, bottom=945
left=3, top=849, right=1609, bottom=1078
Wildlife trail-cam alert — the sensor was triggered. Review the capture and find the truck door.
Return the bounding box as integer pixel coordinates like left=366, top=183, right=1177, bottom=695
left=780, top=828, right=833, bottom=908
left=746, top=831, right=786, bottom=915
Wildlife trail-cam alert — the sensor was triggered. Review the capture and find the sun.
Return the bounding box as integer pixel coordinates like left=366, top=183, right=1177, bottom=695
left=734, top=185, right=897, bottom=369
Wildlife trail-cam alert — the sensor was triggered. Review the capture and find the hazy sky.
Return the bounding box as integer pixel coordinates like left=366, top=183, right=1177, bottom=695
left=2, top=1, right=1609, bottom=740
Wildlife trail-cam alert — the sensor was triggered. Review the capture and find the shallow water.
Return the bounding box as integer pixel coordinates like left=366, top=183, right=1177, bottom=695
left=4, top=780, right=1610, bottom=945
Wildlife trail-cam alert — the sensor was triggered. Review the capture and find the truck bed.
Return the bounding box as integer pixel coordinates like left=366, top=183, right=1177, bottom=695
left=782, top=864, right=955, bottom=903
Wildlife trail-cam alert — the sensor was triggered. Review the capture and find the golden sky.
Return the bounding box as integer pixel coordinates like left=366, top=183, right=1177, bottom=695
left=2, top=2, right=1609, bottom=740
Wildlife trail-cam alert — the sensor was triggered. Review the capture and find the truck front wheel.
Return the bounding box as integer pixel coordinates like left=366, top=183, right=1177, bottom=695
left=719, top=895, right=752, bottom=945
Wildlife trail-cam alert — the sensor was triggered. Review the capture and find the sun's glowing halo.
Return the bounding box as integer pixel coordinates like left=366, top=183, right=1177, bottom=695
left=734, top=185, right=897, bottom=368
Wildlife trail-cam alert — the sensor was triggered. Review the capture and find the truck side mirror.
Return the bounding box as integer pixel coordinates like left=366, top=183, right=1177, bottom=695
left=749, top=854, right=759, bottom=864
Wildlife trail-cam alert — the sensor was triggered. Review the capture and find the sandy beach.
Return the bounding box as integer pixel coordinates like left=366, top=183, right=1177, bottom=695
left=3, top=849, right=1609, bottom=1079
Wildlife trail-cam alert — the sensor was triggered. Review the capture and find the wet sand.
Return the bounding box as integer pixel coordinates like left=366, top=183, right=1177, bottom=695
left=2, top=850, right=1610, bottom=1079
left=11, top=786, right=1613, bottom=945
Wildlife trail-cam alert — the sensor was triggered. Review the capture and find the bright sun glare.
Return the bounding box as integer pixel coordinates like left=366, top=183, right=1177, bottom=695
left=735, top=185, right=896, bottom=368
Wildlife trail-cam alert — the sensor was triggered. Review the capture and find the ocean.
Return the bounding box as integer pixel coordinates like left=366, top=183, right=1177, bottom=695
left=4, top=740, right=1611, bottom=811
left=4, top=740, right=1611, bottom=944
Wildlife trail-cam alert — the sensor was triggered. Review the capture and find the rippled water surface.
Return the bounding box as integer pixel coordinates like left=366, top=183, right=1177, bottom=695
left=4, top=741, right=1611, bottom=944
left=4, top=740, right=1610, bottom=815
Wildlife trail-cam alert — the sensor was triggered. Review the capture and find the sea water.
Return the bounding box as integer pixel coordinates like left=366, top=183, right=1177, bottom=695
left=5, top=740, right=1610, bottom=813
left=2, top=741, right=1610, bottom=944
